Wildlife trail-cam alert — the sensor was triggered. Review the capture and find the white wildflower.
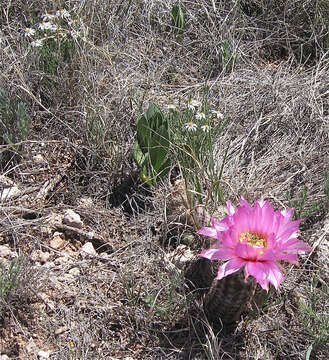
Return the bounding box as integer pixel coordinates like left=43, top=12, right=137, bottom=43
left=31, top=39, right=43, bottom=47
left=38, top=21, right=54, bottom=31
left=50, top=23, right=58, bottom=32
left=56, top=9, right=71, bottom=18
left=185, top=122, right=197, bottom=131
left=211, top=109, right=224, bottom=119
left=42, top=12, right=57, bottom=21
left=187, top=99, right=201, bottom=111
left=70, top=30, right=80, bottom=39
left=201, top=124, right=211, bottom=133
left=24, top=28, right=36, bottom=37
left=195, top=112, right=206, bottom=120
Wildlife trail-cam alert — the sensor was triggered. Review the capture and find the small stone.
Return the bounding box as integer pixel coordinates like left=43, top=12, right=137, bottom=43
left=0, top=244, right=12, bottom=258
left=31, top=250, right=50, bottom=263
left=63, top=209, right=83, bottom=229
left=80, top=242, right=97, bottom=257
left=168, top=244, right=195, bottom=266
left=63, top=273, right=75, bottom=281
left=38, top=350, right=51, bottom=359
left=39, top=251, right=51, bottom=263
left=50, top=232, right=65, bottom=249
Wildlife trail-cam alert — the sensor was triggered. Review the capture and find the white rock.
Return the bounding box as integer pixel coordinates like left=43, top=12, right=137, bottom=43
left=38, top=350, right=51, bottom=359
left=50, top=233, right=65, bottom=249
left=63, top=209, right=83, bottom=229
left=31, top=250, right=50, bottom=263
left=0, top=245, right=13, bottom=258
left=168, top=245, right=195, bottom=268
left=80, top=242, right=97, bottom=256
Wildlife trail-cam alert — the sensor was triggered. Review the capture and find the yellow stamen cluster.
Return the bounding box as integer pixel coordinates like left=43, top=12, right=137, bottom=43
left=240, top=232, right=267, bottom=248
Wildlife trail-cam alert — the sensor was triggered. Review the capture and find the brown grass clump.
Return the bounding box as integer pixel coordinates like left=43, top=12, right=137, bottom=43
left=0, top=0, right=328, bottom=359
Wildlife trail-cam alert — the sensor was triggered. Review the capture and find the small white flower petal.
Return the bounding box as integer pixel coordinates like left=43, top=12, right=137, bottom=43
left=189, top=99, right=201, bottom=107
left=211, top=109, right=224, bottom=119
left=38, top=21, right=54, bottom=30
left=201, top=124, right=210, bottom=133
left=24, top=28, right=36, bottom=37
left=196, top=112, right=206, bottom=120
left=57, top=9, right=71, bottom=18
left=31, top=39, right=43, bottom=47
left=185, top=122, right=197, bottom=131
left=42, top=12, right=57, bottom=21
left=70, top=30, right=80, bottom=39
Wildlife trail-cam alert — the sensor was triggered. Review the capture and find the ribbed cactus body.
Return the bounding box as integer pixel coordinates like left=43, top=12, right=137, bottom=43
left=184, top=258, right=215, bottom=293
left=203, top=270, right=256, bottom=325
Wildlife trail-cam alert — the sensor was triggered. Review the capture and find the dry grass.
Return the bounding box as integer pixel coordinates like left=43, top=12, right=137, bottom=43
left=0, top=0, right=328, bottom=359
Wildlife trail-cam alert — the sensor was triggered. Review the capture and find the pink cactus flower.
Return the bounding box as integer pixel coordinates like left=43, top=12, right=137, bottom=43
left=198, top=198, right=311, bottom=291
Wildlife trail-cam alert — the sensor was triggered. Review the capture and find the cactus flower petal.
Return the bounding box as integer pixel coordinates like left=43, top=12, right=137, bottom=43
left=198, top=198, right=311, bottom=291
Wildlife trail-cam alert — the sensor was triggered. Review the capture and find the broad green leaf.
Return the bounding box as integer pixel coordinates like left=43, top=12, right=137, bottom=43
left=133, top=141, right=147, bottom=168
left=136, top=114, right=151, bottom=153
left=149, top=125, right=170, bottom=172
left=172, top=4, right=186, bottom=32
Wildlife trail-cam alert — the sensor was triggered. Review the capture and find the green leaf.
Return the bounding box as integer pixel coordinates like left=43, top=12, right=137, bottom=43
left=136, top=114, right=151, bottom=153
left=145, top=103, right=162, bottom=121
left=135, top=103, right=171, bottom=185
left=146, top=103, right=165, bottom=132
left=172, top=3, right=186, bottom=32
left=149, top=124, right=170, bottom=172
left=133, top=141, right=147, bottom=168
left=305, top=343, right=313, bottom=360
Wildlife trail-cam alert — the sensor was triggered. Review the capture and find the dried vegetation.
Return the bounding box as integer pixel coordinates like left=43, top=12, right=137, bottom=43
left=0, top=0, right=328, bottom=359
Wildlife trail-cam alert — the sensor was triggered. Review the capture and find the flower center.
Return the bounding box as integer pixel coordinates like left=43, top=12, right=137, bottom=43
left=240, top=232, right=267, bottom=248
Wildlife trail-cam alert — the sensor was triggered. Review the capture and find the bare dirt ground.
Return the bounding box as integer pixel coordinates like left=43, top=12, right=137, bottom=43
left=0, top=1, right=328, bottom=359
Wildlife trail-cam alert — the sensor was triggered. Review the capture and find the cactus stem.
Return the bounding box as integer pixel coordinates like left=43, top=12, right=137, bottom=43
left=203, top=270, right=256, bottom=326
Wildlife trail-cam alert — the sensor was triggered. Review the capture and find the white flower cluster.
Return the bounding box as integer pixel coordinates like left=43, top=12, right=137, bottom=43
left=183, top=99, right=224, bottom=133
left=24, top=8, right=82, bottom=48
